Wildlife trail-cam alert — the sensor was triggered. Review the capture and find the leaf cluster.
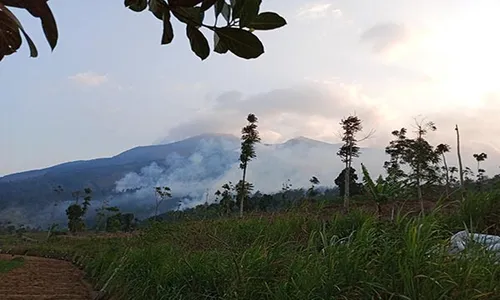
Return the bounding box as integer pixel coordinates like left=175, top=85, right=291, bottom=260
left=239, top=113, right=261, bottom=168
left=0, top=0, right=57, bottom=61
left=0, top=0, right=286, bottom=61
left=125, top=0, right=287, bottom=60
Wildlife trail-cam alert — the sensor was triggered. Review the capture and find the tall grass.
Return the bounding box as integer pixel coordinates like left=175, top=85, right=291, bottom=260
left=6, top=191, right=500, bottom=299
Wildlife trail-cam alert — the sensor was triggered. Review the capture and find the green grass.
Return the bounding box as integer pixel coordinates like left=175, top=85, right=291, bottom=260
left=0, top=257, right=24, bottom=273
left=3, top=191, right=500, bottom=299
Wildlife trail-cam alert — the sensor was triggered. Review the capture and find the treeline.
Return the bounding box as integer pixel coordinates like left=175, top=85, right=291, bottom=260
left=2, top=114, right=499, bottom=235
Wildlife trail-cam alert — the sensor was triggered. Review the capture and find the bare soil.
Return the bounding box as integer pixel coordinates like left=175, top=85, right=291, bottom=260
left=0, top=254, right=95, bottom=300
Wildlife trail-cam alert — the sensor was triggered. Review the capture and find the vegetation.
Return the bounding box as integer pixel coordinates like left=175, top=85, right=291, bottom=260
left=0, top=257, right=24, bottom=273
left=0, top=0, right=287, bottom=61
left=2, top=188, right=500, bottom=299
left=1, top=114, right=499, bottom=299
left=237, top=113, right=261, bottom=218
left=66, top=188, right=92, bottom=234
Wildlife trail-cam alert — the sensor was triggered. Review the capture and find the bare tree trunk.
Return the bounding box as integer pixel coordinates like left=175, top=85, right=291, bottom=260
left=442, top=153, right=450, bottom=199
left=239, top=165, right=247, bottom=218
left=344, top=144, right=352, bottom=212
left=417, top=175, right=424, bottom=214
left=455, top=125, right=465, bottom=201
left=344, top=161, right=349, bottom=212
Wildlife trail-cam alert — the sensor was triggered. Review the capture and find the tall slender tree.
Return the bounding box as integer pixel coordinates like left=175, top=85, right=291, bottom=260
left=436, top=143, right=451, bottom=198
left=238, top=113, right=261, bottom=218
left=337, top=115, right=363, bottom=212
left=154, top=186, right=172, bottom=221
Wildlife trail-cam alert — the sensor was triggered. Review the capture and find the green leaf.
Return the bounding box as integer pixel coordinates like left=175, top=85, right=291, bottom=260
left=213, top=32, right=229, bottom=54
left=249, top=12, right=287, bottom=30
left=161, top=10, right=174, bottom=44
left=239, top=0, right=261, bottom=28
left=124, top=0, right=148, bottom=12
left=149, top=0, right=168, bottom=20
left=186, top=25, right=210, bottom=60
left=214, top=27, right=264, bottom=59
left=172, top=6, right=204, bottom=26
left=231, top=0, right=244, bottom=21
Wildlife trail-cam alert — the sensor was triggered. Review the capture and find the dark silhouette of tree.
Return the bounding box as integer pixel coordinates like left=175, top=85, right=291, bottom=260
left=154, top=186, right=172, bottom=220
left=473, top=152, right=488, bottom=187
left=66, top=188, right=92, bottom=234
left=435, top=143, right=451, bottom=198
left=281, top=179, right=293, bottom=207
left=336, top=115, right=367, bottom=212
left=384, top=118, right=440, bottom=214
left=449, top=166, right=459, bottom=187
left=384, top=128, right=408, bottom=183
left=0, top=0, right=286, bottom=61
left=235, top=180, right=254, bottom=212
left=306, top=176, right=320, bottom=198
left=334, top=167, right=362, bottom=198
left=238, top=113, right=261, bottom=218
left=215, top=182, right=235, bottom=216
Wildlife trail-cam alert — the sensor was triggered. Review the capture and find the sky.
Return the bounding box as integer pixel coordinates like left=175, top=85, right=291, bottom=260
left=1, top=0, right=500, bottom=176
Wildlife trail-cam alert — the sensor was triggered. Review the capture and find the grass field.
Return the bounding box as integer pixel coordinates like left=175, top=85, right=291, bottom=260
left=1, top=190, right=500, bottom=299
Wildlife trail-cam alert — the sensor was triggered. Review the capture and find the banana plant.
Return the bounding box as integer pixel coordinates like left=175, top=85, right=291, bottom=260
left=361, top=163, right=404, bottom=218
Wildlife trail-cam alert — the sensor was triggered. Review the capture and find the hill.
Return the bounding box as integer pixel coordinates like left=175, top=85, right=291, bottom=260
left=0, top=133, right=498, bottom=226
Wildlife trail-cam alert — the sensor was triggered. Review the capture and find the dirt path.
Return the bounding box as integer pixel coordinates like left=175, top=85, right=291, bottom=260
left=0, top=254, right=95, bottom=300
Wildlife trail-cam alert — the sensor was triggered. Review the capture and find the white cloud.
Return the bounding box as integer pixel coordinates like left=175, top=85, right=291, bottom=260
left=296, top=3, right=342, bottom=20
left=68, top=71, right=109, bottom=87
left=163, top=81, right=385, bottom=145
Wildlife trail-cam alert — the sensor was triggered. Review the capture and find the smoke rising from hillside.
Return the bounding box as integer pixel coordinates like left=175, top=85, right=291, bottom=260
left=111, top=136, right=388, bottom=215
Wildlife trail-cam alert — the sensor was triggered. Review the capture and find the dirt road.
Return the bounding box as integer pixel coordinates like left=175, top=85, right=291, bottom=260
left=0, top=254, right=94, bottom=300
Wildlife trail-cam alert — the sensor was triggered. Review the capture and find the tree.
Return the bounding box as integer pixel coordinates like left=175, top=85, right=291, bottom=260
left=473, top=152, right=488, bottom=187
left=66, top=187, right=92, bottom=234
left=154, top=186, right=172, bottom=220
left=306, top=176, right=320, bottom=198
left=435, top=143, right=451, bottom=198
left=105, top=206, right=121, bottom=232
left=334, top=167, right=362, bottom=198
left=0, top=0, right=286, bottom=62
left=235, top=180, right=254, bottom=212
left=361, top=163, right=404, bottom=219
left=95, top=196, right=113, bottom=232
left=384, top=118, right=441, bottom=214
left=238, top=113, right=261, bottom=218
left=336, top=115, right=372, bottom=211
left=214, top=182, right=235, bottom=216
left=281, top=178, right=292, bottom=208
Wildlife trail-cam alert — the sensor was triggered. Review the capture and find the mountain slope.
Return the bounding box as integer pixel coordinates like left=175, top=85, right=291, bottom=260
left=0, top=133, right=498, bottom=226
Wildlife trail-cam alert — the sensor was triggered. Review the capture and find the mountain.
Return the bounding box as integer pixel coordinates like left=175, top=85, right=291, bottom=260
left=0, top=133, right=498, bottom=227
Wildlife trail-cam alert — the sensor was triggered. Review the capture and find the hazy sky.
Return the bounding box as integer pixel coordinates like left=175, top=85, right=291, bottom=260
left=2, top=0, right=500, bottom=175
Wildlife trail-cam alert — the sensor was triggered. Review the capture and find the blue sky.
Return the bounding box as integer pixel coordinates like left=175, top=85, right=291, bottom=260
left=2, top=0, right=500, bottom=175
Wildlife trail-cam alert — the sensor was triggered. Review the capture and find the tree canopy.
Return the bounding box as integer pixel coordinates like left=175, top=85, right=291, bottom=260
left=0, top=0, right=287, bottom=62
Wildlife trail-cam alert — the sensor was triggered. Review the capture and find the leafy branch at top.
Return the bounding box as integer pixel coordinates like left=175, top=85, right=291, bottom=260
left=0, top=0, right=58, bottom=61
left=0, top=0, right=286, bottom=62
left=125, top=0, right=287, bottom=60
